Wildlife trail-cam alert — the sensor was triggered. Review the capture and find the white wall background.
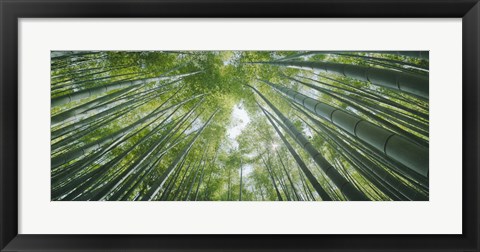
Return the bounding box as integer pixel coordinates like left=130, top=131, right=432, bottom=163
left=18, top=19, right=462, bottom=234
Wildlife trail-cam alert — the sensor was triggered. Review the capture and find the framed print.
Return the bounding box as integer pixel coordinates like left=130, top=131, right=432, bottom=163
left=1, top=0, right=479, bottom=251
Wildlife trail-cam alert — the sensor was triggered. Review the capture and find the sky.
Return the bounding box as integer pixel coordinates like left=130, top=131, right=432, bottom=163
left=226, top=103, right=253, bottom=176
left=226, top=103, right=250, bottom=148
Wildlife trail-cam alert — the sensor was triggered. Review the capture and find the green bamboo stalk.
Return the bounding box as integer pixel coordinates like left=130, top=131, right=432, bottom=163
left=297, top=111, right=427, bottom=200
left=260, top=155, right=283, bottom=201
left=250, top=84, right=368, bottom=201
left=260, top=61, right=429, bottom=99
left=142, top=109, right=219, bottom=201
left=51, top=71, right=200, bottom=107
left=261, top=109, right=333, bottom=201
left=264, top=80, right=429, bottom=178
left=51, top=94, right=203, bottom=168
left=285, top=75, right=428, bottom=143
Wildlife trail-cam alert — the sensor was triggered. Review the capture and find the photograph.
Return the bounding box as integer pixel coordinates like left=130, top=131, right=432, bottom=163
left=50, top=50, right=429, bottom=201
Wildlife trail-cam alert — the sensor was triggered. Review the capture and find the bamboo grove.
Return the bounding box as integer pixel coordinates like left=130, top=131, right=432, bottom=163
left=51, top=51, right=429, bottom=201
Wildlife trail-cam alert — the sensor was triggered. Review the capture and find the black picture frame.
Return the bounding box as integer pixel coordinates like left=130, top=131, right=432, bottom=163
left=1, top=0, right=479, bottom=251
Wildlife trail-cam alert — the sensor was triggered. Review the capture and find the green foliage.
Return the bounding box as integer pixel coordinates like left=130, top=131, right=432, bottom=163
left=51, top=50, right=429, bottom=201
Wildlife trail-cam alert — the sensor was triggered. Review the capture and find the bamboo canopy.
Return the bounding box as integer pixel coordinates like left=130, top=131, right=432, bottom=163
left=50, top=51, right=429, bottom=201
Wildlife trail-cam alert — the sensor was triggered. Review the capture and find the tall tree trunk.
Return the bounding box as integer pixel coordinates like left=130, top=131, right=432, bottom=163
left=51, top=95, right=203, bottom=168
left=370, top=51, right=429, bottom=60
left=263, top=80, right=429, bottom=178
left=259, top=61, right=428, bottom=99
left=250, top=85, right=368, bottom=201
left=277, top=150, right=301, bottom=200
left=285, top=75, right=429, bottom=143
left=299, top=113, right=426, bottom=200
left=51, top=71, right=200, bottom=107
left=262, top=109, right=332, bottom=200
left=142, top=109, right=219, bottom=201
left=260, top=155, right=283, bottom=201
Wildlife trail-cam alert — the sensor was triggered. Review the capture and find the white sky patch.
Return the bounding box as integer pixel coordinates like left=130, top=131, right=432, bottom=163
left=222, top=51, right=239, bottom=66
left=244, top=151, right=258, bottom=159
left=223, top=57, right=234, bottom=66
left=226, top=104, right=251, bottom=150
left=242, top=164, right=253, bottom=177
left=184, top=118, right=203, bottom=135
